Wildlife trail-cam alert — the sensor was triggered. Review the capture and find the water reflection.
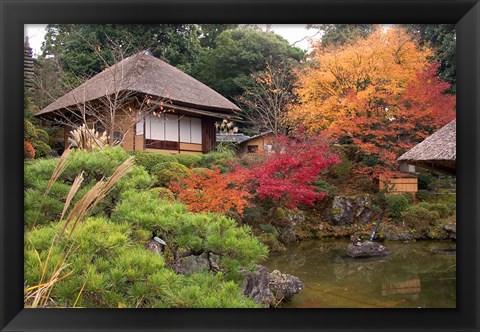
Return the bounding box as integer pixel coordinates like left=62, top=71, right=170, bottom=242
left=381, top=278, right=421, bottom=296
left=264, top=239, right=456, bottom=308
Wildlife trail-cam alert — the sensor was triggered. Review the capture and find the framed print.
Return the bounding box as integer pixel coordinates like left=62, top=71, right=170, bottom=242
left=1, top=0, right=479, bottom=331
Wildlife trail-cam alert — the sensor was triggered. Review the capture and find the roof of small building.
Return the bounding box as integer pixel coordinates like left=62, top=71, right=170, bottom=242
left=398, top=119, right=456, bottom=173
left=36, top=51, right=241, bottom=117
left=238, top=130, right=274, bottom=145
left=216, top=133, right=252, bottom=143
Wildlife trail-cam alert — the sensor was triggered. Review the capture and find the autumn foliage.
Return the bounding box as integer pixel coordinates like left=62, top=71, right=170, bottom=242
left=170, top=168, right=252, bottom=216
left=171, top=134, right=340, bottom=215
left=290, top=27, right=456, bottom=170
left=24, top=140, right=35, bottom=160
left=248, top=133, right=340, bottom=209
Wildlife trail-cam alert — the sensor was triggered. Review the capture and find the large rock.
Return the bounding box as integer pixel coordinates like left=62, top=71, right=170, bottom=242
left=331, top=195, right=375, bottom=225
left=385, top=232, right=415, bottom=242
left=346, top=240, right=391, bottom=258
left=443, top=223, right=456, bottom=240
left=354, top=195, right=375, bottom=224
left=145, top=240, right=164, bottom=255
left=286, top=209, right=306, bottom=226
left=279, top=227, right=298, bottom=244
left=268, top=270, right=304, bottom=302
left=241, top=265, right=275, bottom=307
left=331, top=196, right=355, bottom=225
left=175, top=252, right=222, bottom=275
left=176, top=255, right=210, bottom=275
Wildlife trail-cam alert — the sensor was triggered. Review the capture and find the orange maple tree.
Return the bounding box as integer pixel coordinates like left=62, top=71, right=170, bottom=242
left=24, top=140, right=35, bottom=160
left=290, top=27, right=456, bottom=171
left=170, top=168, right=252, bottom=216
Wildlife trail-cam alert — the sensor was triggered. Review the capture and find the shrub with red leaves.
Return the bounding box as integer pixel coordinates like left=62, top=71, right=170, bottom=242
left=249, top=133, right=340, bottom=209
left=24, top=140, right=35, bottom=160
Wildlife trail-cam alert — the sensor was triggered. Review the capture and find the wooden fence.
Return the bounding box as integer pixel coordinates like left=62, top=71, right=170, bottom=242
left=379, top=175, right=418, bottom=193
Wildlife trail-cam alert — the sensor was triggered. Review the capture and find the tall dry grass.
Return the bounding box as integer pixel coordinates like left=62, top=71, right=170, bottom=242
left=24, top=149, right=135, bottom=308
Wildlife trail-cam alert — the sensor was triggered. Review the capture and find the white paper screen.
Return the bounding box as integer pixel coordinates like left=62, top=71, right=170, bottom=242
left=191, top=118, right=202, bottom=144
left=179, top=116, right=191, bottom=143
left=135, top=118, right=144, bottom=135
left=165, top=114, right=179, bottom=141
left=148, top=114, right=165, bottom=140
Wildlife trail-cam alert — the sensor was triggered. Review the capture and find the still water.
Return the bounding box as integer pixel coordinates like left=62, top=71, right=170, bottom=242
left=264, top=239, right=456, bottom=308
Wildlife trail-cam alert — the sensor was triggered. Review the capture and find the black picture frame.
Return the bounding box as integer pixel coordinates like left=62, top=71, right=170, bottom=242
left=1, top=0, right=479, bottom=331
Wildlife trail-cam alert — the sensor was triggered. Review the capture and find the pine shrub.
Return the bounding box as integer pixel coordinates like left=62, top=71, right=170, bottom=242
left=315, top=179, right=338, bottom=197
left=112, top=190, right=268, bottom=280
left=402, top=205, right=440, bottom=237
left=385, top=194, right=410, bottom=222
left=328, top=156, right=352, bottom=180
left=151, top=162, right=192, bottom=187
left=417, top=170, right=435, bottom=190
left=415, top=189, right=433, bottom=202
left=24, top=217, right=260, bottom=308
left=35, top=128, right=50, bottom=144
left=24, top=147, right=154, bottom=228
left=416, top=202, right=452, bottom=219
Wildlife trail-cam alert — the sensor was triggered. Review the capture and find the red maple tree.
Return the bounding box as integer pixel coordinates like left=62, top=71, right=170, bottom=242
left=249, top=133, right=340, bottom=209
left=291, top=27, right=456, bottom=172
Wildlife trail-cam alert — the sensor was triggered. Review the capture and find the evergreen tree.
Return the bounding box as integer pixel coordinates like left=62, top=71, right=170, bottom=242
left=309, top=24, right=377, bottom=48
left=401, top=24, right=456, bottom=93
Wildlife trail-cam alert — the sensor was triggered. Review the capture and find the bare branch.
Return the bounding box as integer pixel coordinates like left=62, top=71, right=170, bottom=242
left=235, top=59, right=297, bottom=136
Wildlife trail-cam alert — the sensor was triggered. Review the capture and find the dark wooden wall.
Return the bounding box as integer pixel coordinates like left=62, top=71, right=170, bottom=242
left=202, top=117, right=216, bottom=153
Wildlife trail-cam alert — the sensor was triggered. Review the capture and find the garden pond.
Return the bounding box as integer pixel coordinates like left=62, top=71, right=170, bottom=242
left=264, top=239, right=456, bottom=308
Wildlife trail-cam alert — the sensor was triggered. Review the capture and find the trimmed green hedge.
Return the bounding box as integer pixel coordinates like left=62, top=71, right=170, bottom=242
left=130, top=150, right=237, bottom=175
left=130, top=151, right=177, bottom=173
left=151, top=162, right=192, bottom=187
left=149, top=187, right=175, bottom=202
left=175, top=154, right=202, bottom=168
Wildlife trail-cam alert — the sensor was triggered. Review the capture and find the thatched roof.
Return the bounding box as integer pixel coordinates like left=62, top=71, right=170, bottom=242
left=398, top=119, right=456, bottom=174
left=36, top=51, right=240, bottom=117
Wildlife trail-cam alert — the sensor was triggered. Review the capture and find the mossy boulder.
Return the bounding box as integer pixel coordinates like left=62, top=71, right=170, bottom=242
left=330, top=195, right=375, bottom=225
left=346, top=241, right=391, bottom=258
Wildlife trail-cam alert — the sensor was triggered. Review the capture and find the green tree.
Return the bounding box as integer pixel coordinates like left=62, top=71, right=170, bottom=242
left=198, top=24, right=239, bottom=48
left=24, top=92, right=53, bottom=159
left=308, top=24, right=377, bottom=48
left=30, top=56, right=69, bottom=108
left=42, top=24, right=203, bottom=78
left=401, top=24, right=456, bottom=93
left=191, top=28, right=305, bottom=99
